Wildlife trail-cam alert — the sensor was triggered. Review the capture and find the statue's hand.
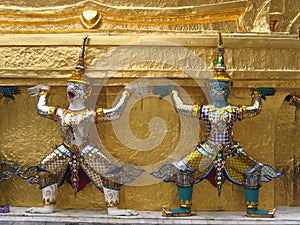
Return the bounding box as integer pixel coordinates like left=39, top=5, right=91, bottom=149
left=27, top=84, right=50, bottom=97
left=254, top=87, right=276, bottom=100
left=0, top=86, right=20, bottom=100
left=152, top=85, right=177, bottom=99
left=125, top=84, right=150, bottom=97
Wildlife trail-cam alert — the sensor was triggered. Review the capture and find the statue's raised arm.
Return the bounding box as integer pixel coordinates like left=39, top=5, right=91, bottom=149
left=28, top=84, right=57, bottom=120
left=238, top=87, right=276, bottom=120
left=96, top=89, right=131, bottom=122
left=96, top=83, right=149, bottom=122
left=170, top=89, right=201, bottom=117
left=152, top=85, right=201, bottom=118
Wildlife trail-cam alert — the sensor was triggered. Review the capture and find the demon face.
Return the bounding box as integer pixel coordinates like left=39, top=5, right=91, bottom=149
left=66, top=82, right=89, bottom=103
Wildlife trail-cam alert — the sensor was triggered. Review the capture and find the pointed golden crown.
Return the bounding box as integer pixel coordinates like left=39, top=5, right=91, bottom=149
left=67, top=34, right=90, bottom=85
left=210, top=32, right=231, bottom=82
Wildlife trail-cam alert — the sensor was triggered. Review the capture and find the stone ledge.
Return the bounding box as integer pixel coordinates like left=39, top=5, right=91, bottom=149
left=0, top=206, right=299, bottom=225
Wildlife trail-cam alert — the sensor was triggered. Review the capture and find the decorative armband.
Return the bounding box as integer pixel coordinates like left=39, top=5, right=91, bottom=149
left=123, top=89, right=132, bottom=95
left=238, top=105, right=249, bottom=120
left=38, top=171, right=58, bottom=189
left=170, top=89, right=177, bottom=95
left=39, top=89, right=50, bottom=97
left=96, top=107, right=103, bottom=122
left=48, top=106, right=58, bottom=120
left=251, top=90, right=262, bottom=98
left=192, top=104, right=201, bottom=118
left=242, top=162, right=262, bottom=189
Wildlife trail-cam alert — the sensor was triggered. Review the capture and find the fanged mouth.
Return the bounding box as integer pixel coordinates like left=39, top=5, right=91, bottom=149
left=67, top=91, right=75, bottom=99
left=213, top=91, right=225, bottom=96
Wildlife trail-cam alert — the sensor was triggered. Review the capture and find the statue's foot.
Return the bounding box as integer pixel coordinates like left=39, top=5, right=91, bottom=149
left=161, top=207, right=191, bottom=217
left=246, top=208, right=276, bottom=218
left=107, top=207, right=138, bottom=216
left=25, top=205, right=54, bottom=214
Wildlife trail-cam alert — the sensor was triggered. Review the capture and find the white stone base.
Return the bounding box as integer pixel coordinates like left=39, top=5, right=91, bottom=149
left=0, top=206, right=299, bottom=225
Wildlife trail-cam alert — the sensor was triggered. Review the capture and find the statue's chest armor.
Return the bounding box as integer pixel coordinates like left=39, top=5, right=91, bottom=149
left=208, top=109, right=231, bottom=131
left=62, top=113, right=85, bottom=126
left=58, top=109, right=94, bottom=143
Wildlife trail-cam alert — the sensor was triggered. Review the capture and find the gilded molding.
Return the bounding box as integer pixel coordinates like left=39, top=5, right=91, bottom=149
left=0, top=33, right=298, bottom=88
left=0, top=0, right=298, bottom=33
left=0, top=0, right=248, bottom=33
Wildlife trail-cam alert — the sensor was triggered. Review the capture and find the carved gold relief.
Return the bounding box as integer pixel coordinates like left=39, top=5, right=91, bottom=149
left=0, top=0, right=248, bottom=32
left=80, top=8, right=102, bottom=29
left=0, top=0, right=298, bottom=33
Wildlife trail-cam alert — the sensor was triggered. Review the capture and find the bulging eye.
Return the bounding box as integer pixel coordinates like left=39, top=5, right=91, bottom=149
left=73, top=85, right=80, bottom=90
